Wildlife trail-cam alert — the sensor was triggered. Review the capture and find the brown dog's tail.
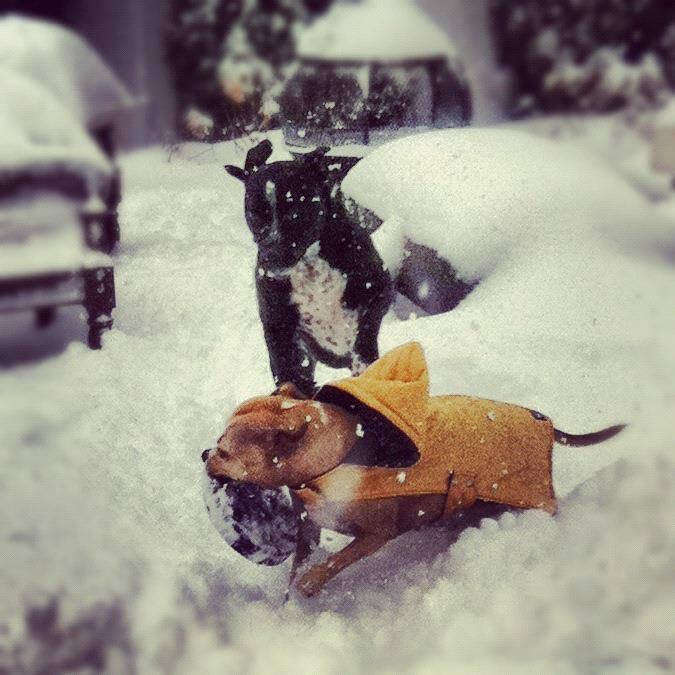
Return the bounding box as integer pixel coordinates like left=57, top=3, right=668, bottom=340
left=554, top=424, right=627, bottom=447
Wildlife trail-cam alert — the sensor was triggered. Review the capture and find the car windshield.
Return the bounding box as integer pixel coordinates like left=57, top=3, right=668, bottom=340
left=282, top=59, right=452, bottom=146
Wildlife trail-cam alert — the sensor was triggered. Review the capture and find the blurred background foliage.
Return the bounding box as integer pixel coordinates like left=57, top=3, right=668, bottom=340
left=165, top=0, right=336, bottom=140
left=490, top=0, right=675, bottom=116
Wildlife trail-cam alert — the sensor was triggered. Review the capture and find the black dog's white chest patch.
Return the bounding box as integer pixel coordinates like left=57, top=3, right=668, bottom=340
left=285, top=243, right=358, bottom=358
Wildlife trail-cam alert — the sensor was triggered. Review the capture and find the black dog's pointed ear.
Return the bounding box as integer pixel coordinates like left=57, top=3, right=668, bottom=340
left=244, top=139, right=273, bottom=174
left=290, top=146, right=330, bottom=163
left=224, top=165, right=247, bottom=182
left=308, top=146, right=330, bottom=160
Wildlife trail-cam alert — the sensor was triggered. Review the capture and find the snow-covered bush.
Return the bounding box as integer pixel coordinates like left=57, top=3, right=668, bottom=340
left=490, top=0, right=675, bottom=116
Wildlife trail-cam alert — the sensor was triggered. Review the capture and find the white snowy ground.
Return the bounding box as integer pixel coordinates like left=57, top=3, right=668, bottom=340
left=1, top=126, right=673, bottom=673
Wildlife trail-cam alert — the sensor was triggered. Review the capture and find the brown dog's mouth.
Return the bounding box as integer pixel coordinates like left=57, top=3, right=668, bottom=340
left=201, top=467, right=298, bottom=566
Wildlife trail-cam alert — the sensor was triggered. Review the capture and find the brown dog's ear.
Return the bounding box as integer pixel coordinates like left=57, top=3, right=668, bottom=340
left=274, top=382, right=309, bottom=400
left=278, top=421, right=308, bottom=441
left=228, top=403, right=308, bottom=441
left=224, top=165, right=247, bottom=182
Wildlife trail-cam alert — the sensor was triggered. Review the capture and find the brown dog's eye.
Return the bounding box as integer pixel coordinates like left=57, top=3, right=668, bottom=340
left=274, top=424, right=307, bottom=454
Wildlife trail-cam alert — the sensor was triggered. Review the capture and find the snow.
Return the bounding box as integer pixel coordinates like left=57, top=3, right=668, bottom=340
left=0, top=14, right=134, bottom=129
left=1, top=123, right=674, bottom=672
left=511, top=108, right=675, bottom=202
left=296, top=0, right=458, bottom=61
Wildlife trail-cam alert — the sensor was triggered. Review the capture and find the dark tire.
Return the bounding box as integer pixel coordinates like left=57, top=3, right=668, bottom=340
left=35, top=306, right=56, bottom=329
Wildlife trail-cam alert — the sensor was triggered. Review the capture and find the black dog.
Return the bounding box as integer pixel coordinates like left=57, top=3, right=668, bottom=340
left=225, top=140, right=393, bottom=395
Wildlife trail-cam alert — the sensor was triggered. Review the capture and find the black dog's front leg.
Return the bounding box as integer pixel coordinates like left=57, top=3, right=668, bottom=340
left=256, top=272, right=316, bottom=395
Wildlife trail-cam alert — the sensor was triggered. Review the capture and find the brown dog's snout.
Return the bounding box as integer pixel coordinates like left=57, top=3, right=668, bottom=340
left=201, top=448, right=213, bottom=463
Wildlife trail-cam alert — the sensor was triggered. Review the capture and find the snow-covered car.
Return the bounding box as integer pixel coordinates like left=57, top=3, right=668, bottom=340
left=280, top=0, right=471, bottom=148
left=0, top=13, right=135, bottom=251
left=0, top=68, right=117, bottom=349
left=340, top=124, right=675, bottom=317
left=0, top=14, right=133, bottom=155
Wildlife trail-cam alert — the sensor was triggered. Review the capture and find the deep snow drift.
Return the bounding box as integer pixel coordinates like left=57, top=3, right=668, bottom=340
left=0, top=126, right=673, bottom=673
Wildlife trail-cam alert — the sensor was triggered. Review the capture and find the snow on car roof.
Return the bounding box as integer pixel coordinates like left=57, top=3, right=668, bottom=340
left=0, top=14, right=134, bottom=128
left=296, top=0, right=458, bottom=62
left=0, top=67, right=111, bottom=185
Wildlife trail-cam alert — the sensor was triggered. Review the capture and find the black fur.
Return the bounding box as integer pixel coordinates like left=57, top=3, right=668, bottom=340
left=226, top=140, right=394, bottom=395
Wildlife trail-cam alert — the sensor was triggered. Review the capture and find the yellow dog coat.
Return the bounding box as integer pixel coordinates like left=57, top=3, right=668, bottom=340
left=295, top=341, right=557, bottom=516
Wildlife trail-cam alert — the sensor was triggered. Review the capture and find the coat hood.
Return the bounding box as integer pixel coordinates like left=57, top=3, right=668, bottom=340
left=328, top=341, right=430, bottom=449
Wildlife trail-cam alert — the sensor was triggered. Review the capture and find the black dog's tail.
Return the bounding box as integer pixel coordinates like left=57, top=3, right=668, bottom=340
left=554, top=424, right=627, bottom=447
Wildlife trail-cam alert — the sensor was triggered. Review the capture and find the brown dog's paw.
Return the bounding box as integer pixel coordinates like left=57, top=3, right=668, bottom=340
left=296, top=566, right=330, bottom=597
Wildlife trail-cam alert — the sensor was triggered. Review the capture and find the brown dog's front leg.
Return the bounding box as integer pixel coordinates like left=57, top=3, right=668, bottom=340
left=296, top=532, right=392, bottom=597
left=288, top=519, right=321, bottom=592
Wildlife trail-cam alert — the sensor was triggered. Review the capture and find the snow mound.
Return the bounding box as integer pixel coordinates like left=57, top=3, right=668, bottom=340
left=1, top=132, right=673, bottom=672
left=342, top=127, right=673, bottom=280
left=0, top=67, right=110, bottom=186
left=0, top=14, right=133, bottom=128
left=297, top=0, right=457, bottom=61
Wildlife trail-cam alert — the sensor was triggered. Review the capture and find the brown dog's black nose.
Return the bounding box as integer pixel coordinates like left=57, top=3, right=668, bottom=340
left=201, top=448, right=211, bottom=463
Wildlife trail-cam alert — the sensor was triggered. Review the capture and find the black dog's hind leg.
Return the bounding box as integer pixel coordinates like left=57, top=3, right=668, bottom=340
left=349, top=270, right=394, bottom=374
left=257, top=272, right=316, bottom=396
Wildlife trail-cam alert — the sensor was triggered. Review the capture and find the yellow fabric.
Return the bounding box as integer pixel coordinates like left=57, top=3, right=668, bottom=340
left=305, top=342, right=557, bottom=514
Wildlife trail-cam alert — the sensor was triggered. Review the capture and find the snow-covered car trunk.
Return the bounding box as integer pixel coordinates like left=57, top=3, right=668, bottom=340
left=0, top=14, right=134, bottom=144
left=0, top=13, right=134, bottom=250
left=0, top=68, right=117, bottom=348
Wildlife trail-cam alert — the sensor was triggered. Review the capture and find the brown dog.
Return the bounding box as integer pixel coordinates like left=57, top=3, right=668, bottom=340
left=204, top=342, right=625, bottom=596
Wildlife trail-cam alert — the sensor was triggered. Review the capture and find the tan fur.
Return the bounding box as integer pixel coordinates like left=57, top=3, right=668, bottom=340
left=205, top=342, right=623, bottom=596
left=206, top=392, right=464, bottom=596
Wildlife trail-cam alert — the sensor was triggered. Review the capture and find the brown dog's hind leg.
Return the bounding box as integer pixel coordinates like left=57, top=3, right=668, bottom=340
left=442, top=473, right=478, bottom=519
left=296, top=531, right=392, bottom=597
